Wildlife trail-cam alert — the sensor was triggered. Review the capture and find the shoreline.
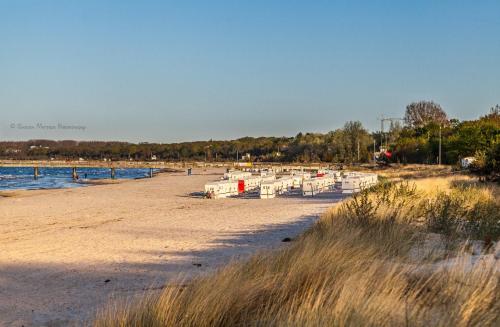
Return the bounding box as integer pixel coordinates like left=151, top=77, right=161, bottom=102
left=0, top=168, right=181, bottom=197
left=0, top=168, right=342, bottom=326
left=0, top=179, right=126, bottom=198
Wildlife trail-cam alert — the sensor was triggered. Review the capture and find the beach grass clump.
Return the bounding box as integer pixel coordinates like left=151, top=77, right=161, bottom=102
left=340, top=177, right=500, bottom=242
left=423, top=182, right=500, bottom=242
left=95, top=177, right=500, bottom=327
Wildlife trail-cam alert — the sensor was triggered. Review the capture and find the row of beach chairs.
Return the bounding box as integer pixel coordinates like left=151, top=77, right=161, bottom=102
left=205, top=170, right=377, bottom=199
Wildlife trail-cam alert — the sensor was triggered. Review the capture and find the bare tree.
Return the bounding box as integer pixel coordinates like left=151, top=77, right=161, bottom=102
left=404, top=101, right=448, bottom=128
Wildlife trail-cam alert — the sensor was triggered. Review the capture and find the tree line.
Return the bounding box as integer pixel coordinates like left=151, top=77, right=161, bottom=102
left=1, top=102, right=498, bottom=175
left=0, top=121, right=373, bottom=163
left=392, top=103, right=499, bottom=177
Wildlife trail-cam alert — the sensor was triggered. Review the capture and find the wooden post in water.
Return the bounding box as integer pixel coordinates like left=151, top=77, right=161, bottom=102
left=149, top=168, right=154, bottom=178
left=34, top=167, right=39, bottom=180
left=111, top=167, right=116, bottom=179
left=72, top=167, right=77, bottom=180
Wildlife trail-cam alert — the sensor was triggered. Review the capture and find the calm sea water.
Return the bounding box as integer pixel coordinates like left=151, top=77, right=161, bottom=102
left=0, top=167, right=157, bottom=191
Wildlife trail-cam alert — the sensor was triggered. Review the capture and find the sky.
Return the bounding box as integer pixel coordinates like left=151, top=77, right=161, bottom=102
left=0, top=0, right=499, bottom=143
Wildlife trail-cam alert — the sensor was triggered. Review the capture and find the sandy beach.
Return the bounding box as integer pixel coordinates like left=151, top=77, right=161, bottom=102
left=0, top=169, right=343, bottom=326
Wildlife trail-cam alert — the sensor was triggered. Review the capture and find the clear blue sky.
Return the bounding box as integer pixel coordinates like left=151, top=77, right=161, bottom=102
left=1, top=0, right=499, bottom=142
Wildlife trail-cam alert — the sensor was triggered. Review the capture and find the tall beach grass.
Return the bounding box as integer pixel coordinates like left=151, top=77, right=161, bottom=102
left=95, top=176, right=500, bottom=327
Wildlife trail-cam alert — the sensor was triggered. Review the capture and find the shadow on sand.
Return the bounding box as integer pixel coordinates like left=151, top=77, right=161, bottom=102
left=0, top=193, right=346, bottom=327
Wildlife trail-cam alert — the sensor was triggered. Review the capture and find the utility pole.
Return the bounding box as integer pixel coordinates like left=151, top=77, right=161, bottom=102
left=357, top=139, right=360, bottom=162
left=236, top=149, right=239, bottom=162
left=373, top=139, right=376, bottom=163
left=380, top=115, right=384, bottom=148
left=438, top=125, right=442, bottom=165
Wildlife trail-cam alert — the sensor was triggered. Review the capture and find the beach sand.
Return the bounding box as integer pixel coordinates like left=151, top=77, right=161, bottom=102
left=0, top=169, right=343, bottom=326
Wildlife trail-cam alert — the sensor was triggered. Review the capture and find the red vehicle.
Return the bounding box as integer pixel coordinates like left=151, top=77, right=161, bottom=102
left=376, top=149, right=392, bottom=166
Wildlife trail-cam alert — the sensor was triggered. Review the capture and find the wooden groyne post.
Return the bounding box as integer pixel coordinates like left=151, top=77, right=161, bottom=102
left=111, top=167, right=116, bottom=179
left=72, top=167, right=77, bottom=180
left=34, top=167, right=39, bottom=180
left=149, top=168, right=154, bottom=178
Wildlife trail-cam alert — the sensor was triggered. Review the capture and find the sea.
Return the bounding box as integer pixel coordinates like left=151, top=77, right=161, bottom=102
left=0, top=167, right=157, bottom=191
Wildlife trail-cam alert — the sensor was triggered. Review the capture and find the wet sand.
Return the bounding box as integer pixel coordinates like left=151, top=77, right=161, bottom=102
left=0, top=169, right=344, bottom=326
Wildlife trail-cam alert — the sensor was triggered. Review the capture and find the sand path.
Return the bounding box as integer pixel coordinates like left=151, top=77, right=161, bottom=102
left=0, top=169, right=343, bottom=326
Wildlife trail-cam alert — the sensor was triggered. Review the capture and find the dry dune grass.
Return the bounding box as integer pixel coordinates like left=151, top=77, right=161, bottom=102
left=374, top=164, right=454, bottom=180
left=412, top=175, right=498, bottom=197
left=95, top=177, right=500, bottom=327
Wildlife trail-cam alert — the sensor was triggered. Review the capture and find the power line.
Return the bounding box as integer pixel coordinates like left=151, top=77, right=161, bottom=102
left=377, top=116, right=404, bottom=149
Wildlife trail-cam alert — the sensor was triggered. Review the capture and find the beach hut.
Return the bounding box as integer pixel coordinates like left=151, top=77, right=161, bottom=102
left=224, top=170, right=252, bottom=181
left=260, top=181, right=276, bottom=199
left=291, top=172, right=311, bottom=188
left=204, top=180, right=239, bottom=199
left=280, top=177, right=294, bottom=191
left=302, top=179, right=319, bottom=197
left=261, top=174, right=276, bottom=183
left=273, top=177, right=294, bottom=195
left=321, top=175, right=336, bottom=190
left=341, top=172, right=378, bottom=193
left=342, top=176, right=361, bottom=194
left=238, top=180, right=245, bottom=193
left=327, top=171, right=342, bottom=182
left=260, top=168, right=275, bottom=176
left=241, top=176, right=262, bottom=192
